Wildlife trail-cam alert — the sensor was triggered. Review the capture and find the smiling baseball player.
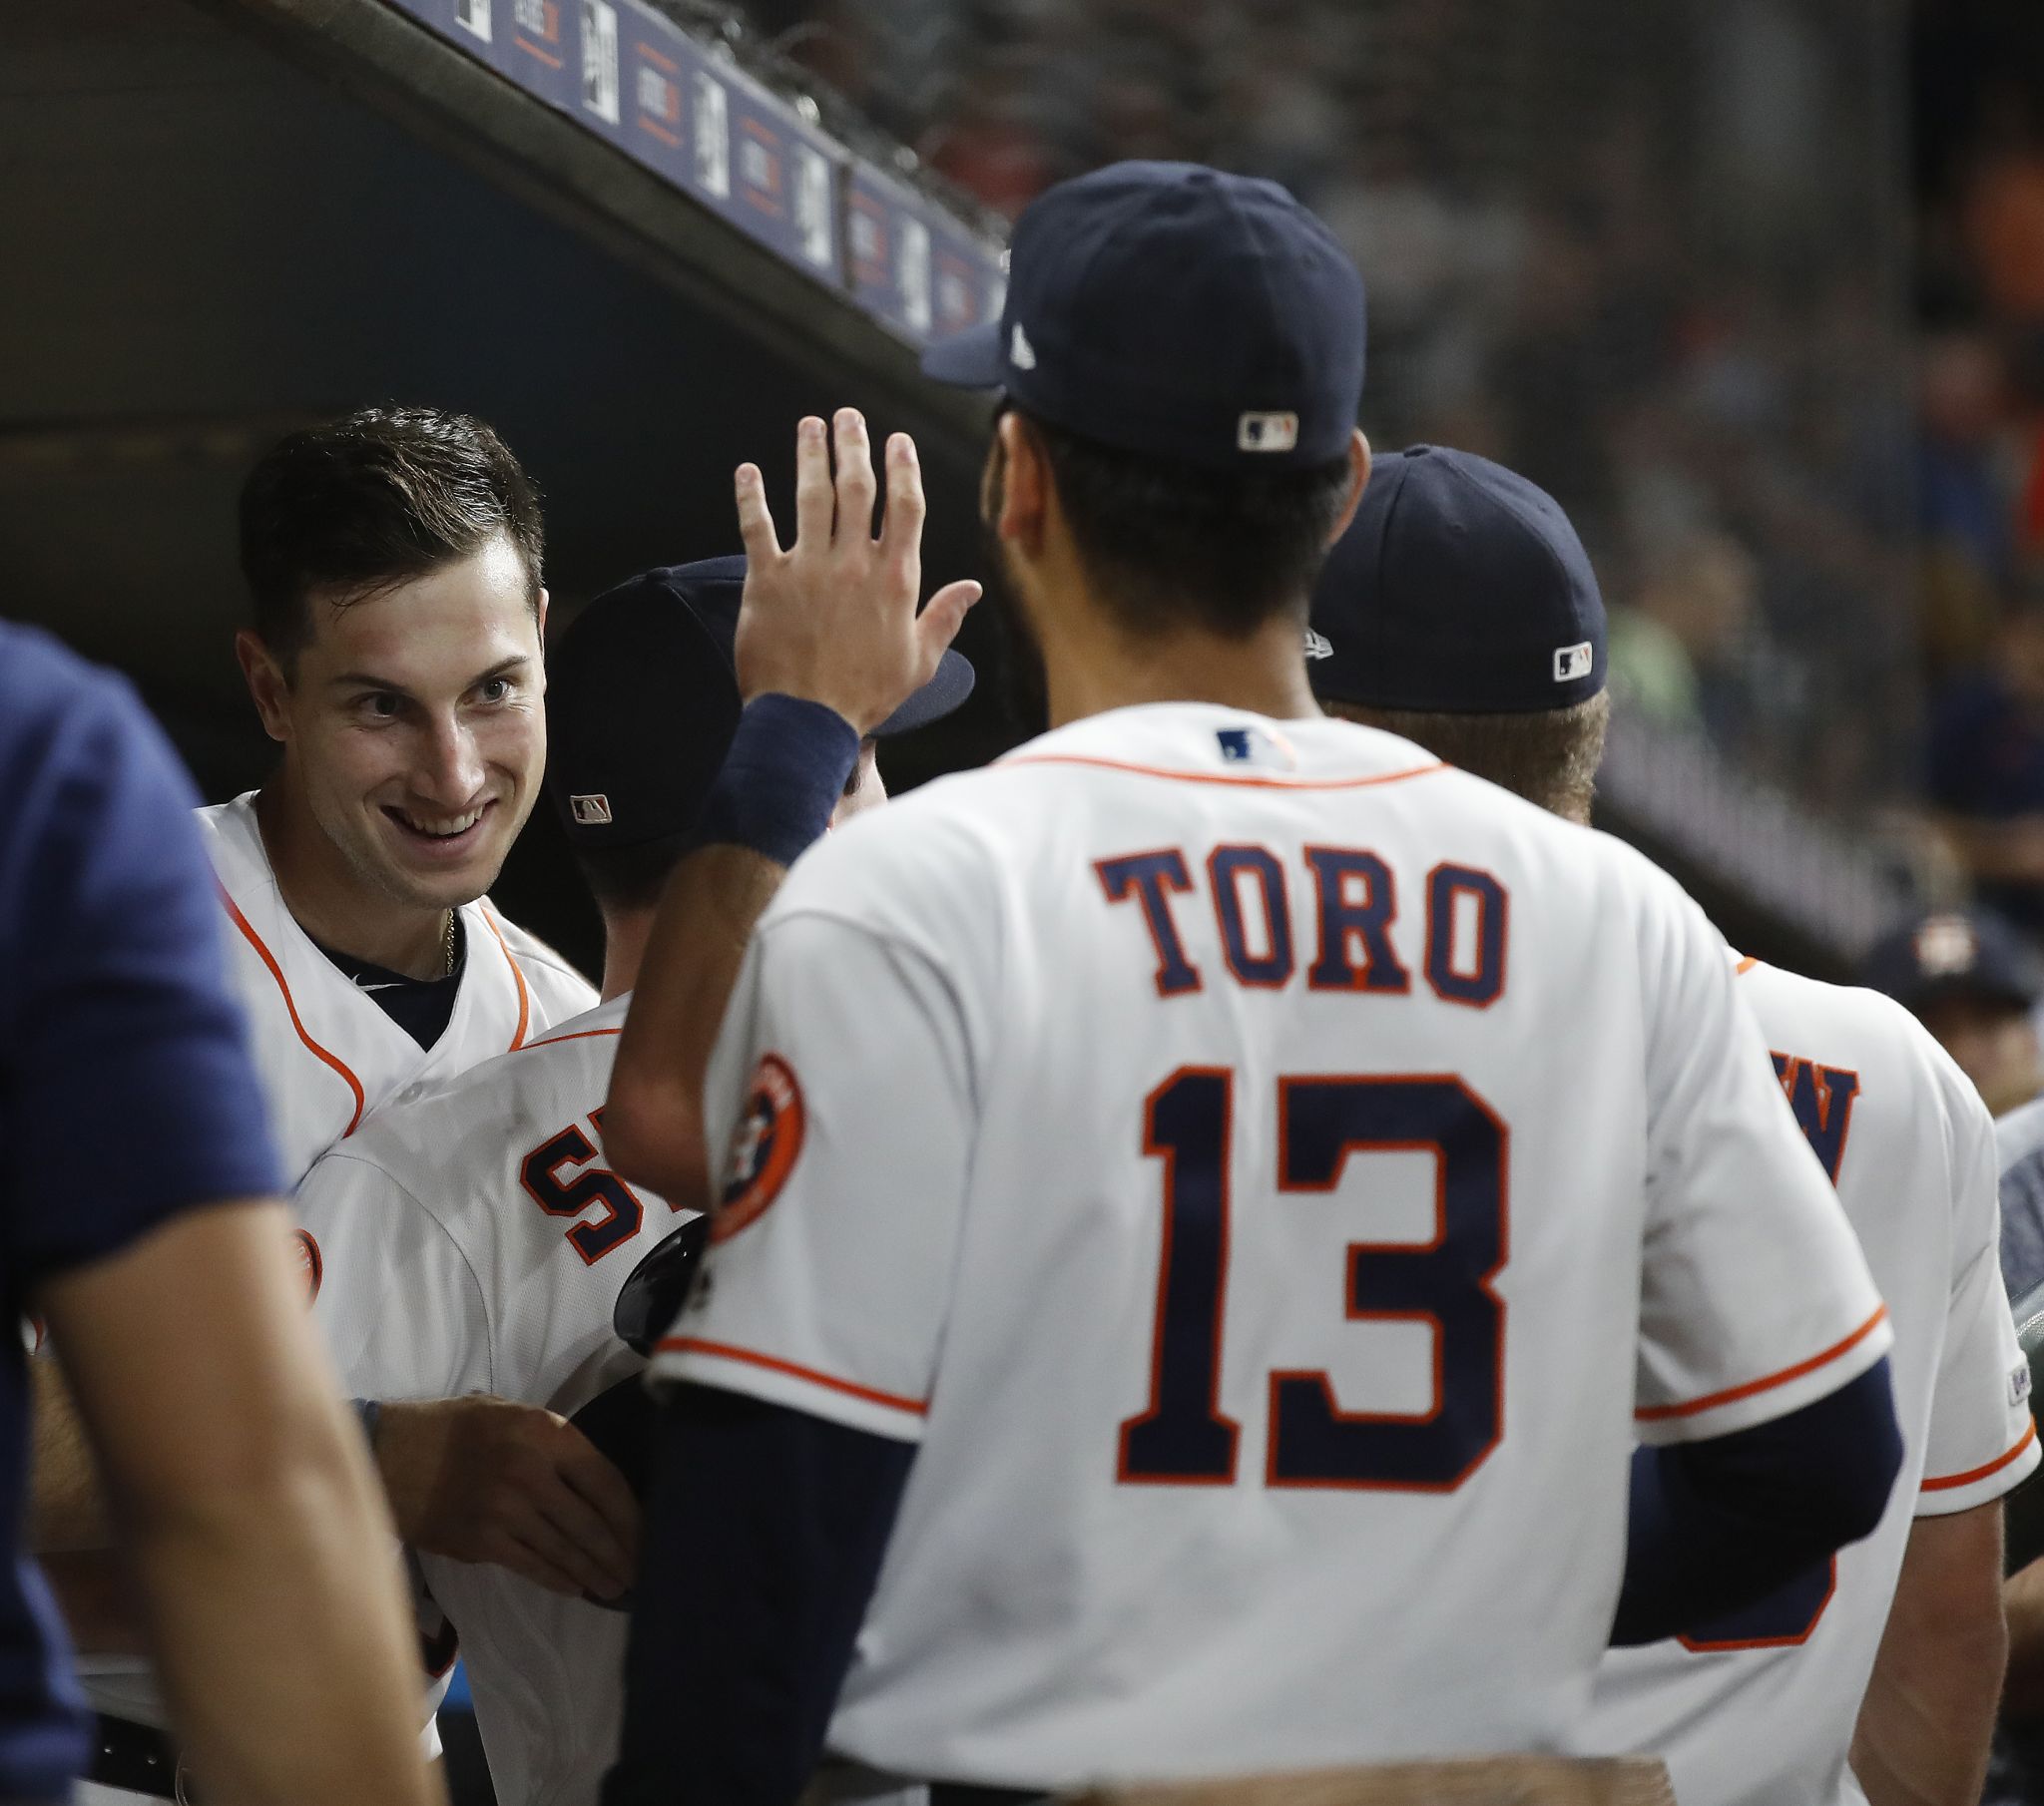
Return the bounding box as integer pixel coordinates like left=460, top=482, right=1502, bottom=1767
left=61, top=406, right=605, bottom=1804
left=211, top=405, right=595, bottom=1179
left=1304, top=445, right=2038, bottom=1806
left=292, top=553, right=972, bottom=1806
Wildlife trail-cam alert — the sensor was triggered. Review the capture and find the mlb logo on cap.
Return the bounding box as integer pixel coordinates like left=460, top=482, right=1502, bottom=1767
left=1239, top=412, right=1299, bottom=454
left=1553, top=642, right=1594, bottom=683
left=570, top=793, right=614, bottom=826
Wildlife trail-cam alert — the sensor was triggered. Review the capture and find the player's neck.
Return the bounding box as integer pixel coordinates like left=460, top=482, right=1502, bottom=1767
left=597, top=906, right=654, bottom=1004
left=1038, top=601, right=1321, bottom=728
left=255, top=782, right=456, bottom=982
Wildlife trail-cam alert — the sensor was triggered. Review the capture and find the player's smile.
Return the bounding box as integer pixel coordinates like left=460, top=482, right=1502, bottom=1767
left=381, top=798, right=499, bottom=861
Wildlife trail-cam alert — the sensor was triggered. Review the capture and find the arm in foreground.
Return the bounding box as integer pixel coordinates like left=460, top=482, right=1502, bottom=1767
left=1613, top=1356, right=1902, bottom=1645
left=1852, top=1501, right=2008, bottom=1806
left=605, top=408, right=975, bottom=1208
left=601, top=1387, right=913, bottom=1806
left=40, top=1203, right=444, bottom=1806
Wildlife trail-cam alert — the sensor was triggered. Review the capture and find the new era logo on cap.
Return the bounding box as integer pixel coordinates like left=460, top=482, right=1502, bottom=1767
left=1239, top=411, right=1299, bottom=454
left=1553, top=642, right=1594, bottom=683
left=1303, top=628, right=1333, bottom=661
left=1009, top=323, right=1037, bottom=370
left=570, top=793, right=613, bottom=825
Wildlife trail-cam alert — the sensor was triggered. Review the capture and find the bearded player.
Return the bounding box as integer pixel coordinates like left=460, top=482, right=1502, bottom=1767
left=1305, top=444, right=2034, bottom=1806
left=292, top=545, right=972, bottom=1806
left=599, top=164, right=1901, bottom=1803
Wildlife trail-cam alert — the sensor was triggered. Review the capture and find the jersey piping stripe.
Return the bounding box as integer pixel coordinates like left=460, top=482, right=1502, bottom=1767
left=997, top=752, right=1447, bottom=792
left=1921, top=1419, right=2037, bottom=1492
left=478, top=902, right=531, bottom=1050
left=1734, top=955, right=1762, bottom=975
left=215, top=884, right=368, bottom=1136
left=1634, top=1304, right=1888, bottom=1423
left=520, top=1027, right=623, bottom=1052
left=657, top=1336, right=930, bottom=1417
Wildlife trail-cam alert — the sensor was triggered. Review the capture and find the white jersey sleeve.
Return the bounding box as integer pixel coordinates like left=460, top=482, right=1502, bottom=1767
left=655, top=911, right=974, bottom=1443
left=1918, top=1050, right=2039, bottom=1511
left=1633, top=896, right=1890, bottom=1443
left=294, top=1149, right=494, bottom=1403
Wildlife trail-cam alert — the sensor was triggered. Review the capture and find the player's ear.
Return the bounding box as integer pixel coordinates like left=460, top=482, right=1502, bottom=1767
left=535, top=586, right=551, bottom=642
left=1326, top=429, right=1371, bottom=547
left=235, top=630, right=293, bottom=744
left=994, top=411, right=1049, bottom=553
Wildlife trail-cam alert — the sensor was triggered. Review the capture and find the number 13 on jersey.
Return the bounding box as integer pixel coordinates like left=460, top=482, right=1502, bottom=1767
left=1119, top=1068, right=1508, bottom=1491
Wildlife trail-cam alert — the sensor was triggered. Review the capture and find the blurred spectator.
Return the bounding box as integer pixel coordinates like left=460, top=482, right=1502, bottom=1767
left=1964, top=136, right=2044, bottom=326
left=1917, top=329, right=2016, bottom=672
left=1861, top=907, right=2044, bottom=1115
left=1606, top=531, right=1761, bottom=745
left=1927, top=589, right=2044, bottom=930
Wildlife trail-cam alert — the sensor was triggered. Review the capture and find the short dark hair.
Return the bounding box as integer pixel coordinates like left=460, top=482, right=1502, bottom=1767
left=1017, top=410, right=1355, bottom=639
left=572, top=835, right=691, bottom=916
left=239, top=405, right=544, bottom=667
left=1325, top=692, right=1612, bottom=824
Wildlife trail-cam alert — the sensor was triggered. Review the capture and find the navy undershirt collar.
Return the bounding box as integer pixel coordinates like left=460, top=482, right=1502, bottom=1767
left=310, top=916, right=467, bottom=1050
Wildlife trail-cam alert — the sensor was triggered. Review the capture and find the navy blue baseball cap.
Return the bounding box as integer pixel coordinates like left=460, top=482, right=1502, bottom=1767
left=1307, top=446, right=1606, bottom=714
left=922, top=161, right=1366, bottom=471
left=1860, top=908, right=2041, bottom=1015
left=546, top=556, right=975, bottom=848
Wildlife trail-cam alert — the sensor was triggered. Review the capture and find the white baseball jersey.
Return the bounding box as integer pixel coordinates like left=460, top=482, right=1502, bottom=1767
left=199, top=790, right=596, bottom=1185
left=1584, top=959, right=2038, bottom=1806
left=293, top=996, right=682, bottom=1806
left=652, top=702, right=1890, bottom=1791
left=70, top=792, right=595, bottom=1765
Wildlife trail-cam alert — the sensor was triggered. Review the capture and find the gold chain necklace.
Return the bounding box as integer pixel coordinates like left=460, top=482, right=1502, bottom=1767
left=442, top=910, right=459, bottom=979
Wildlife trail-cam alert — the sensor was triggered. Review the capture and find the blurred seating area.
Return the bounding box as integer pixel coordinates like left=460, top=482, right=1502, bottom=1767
left=1914, top=0, right=2044, bottom=937
left=724, top=0, right=2044, bottom=960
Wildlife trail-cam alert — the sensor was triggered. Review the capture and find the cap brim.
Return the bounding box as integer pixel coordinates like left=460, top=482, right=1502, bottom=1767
left=875, top=648, right=975, bottom=736
left=920, top=320, right=1006, bottom=388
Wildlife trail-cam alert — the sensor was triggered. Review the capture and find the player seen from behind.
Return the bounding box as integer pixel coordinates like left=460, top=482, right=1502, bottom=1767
left=0, top=625, right=442, bottom=1806
left=292, top=552, right=971, bottom=1806
left=1305, top=444, right=2035, bottom=1806
left=602, top=162, right=1902, bottom=1803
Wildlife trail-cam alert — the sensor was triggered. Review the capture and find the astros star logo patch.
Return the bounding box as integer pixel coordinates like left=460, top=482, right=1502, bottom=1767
left=716, top=1053, right=805, bottom=1243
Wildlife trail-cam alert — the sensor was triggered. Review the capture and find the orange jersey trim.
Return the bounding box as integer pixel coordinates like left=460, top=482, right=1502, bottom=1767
left=1636, top=1305, right=1888, bottom=1424
left=1921, top=1419, right=2038, bottom=1492
left=1735, top=955, right=1761, bottom=976
left=478, top=903, right=531, bottom=1050
left=658, top=1336, right=929, bottom=1417
left=998, top=752, right=1447, bottom=792
left=521, top=1027, right=623, bottom=1053
left=216, top=885, right=367, bottom=1136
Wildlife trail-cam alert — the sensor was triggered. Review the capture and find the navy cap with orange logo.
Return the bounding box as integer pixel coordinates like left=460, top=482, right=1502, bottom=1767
left=544, top=556, right=975, bottom=849
left=1860, top=908, right=2041, bottom=1016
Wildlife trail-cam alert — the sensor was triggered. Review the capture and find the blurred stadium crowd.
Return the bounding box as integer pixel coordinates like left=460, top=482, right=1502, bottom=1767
left=732, top=0, right=2044, bottom=948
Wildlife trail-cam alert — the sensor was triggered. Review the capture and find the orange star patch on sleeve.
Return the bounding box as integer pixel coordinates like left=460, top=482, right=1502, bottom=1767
left=716, top=1053, right=805, bottom=1243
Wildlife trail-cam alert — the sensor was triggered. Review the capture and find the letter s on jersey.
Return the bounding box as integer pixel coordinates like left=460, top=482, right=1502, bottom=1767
left=716, top=1053, right=806, bottom=1243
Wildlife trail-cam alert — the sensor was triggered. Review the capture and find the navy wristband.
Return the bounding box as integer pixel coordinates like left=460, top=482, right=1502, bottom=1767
left=690, top=694, right=860, bottom=867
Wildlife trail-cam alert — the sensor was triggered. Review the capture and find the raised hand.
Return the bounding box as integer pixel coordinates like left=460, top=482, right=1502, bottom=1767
left=731, top=409, right=981, bottom=734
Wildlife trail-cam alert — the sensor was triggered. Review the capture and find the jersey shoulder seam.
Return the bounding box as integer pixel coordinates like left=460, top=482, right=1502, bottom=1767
left=311, top=1150, right=500, bottom=1395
